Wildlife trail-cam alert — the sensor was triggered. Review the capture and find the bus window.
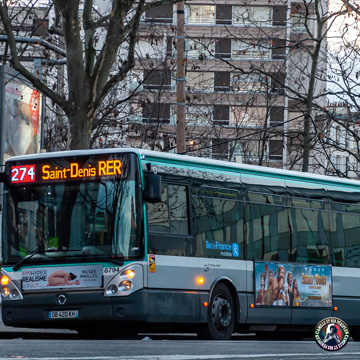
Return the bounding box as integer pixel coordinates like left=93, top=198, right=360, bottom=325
left=289, top=198, right=330, bottom=264
left=168, top=184, right=189, bottom=235
left=147, top=184, right=169, bottom=233
left=192, top=188, right=244, bottom=259
left=147, top=183, right=192, bottom=256
left=339, top=212, right=360, bottom=267
left=245, top=192, right=289, bottom=261
left=147, top=183, right=189, bottom=235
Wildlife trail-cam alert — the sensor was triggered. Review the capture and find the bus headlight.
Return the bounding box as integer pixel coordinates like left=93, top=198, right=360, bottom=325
left=1, top=275, right=9, bottom=285
left=120, top=269, right=135, bottom=279
left=104, top=265, right=143, bottom=297
left=0, top=271, right=23, bottom=301
left=119, top=280, right=132, bottom=291
left=10, top=289, right=20, bottom=300
left=109, top=285, right=118, bottom=294
left=2, top=287, right=10, bottom=297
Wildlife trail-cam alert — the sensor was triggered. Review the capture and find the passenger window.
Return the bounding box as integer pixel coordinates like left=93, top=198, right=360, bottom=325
left=147, top=185, right=169, bottom=233
left=245, top=196, right=289, bottom=262
left=289, top=203, right=330, bottom=264
left=147, top=183, right=189, bottom=235
left=338, top=213, right=360, bottom=267
left=193, top=191, right=244, bottom=259
left=168, top=184, right=189, bottom=235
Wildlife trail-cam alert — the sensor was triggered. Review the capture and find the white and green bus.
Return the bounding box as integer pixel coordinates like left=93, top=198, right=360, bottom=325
left=1, top=148, right=360, bottom=340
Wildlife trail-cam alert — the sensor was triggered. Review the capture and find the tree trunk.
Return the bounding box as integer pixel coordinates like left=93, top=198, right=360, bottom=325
left=69, top=108, right=92, bottom=150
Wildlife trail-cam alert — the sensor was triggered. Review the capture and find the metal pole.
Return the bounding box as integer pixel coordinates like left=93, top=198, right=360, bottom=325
left=176, top=2, right=186, bottom=154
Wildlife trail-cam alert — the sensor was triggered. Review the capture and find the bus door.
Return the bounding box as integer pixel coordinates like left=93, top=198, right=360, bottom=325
left=146, top=182, right=199, bottom=322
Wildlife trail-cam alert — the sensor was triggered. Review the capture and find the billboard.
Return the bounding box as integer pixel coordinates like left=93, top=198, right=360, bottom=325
left=255, top=261, right=332, bottom=308
left=0, top=66, right=42, bottom=163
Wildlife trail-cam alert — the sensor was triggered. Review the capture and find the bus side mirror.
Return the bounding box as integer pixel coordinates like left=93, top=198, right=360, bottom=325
left=0, top=173, right=9, bottom=185
left=144, top=174, right=162, bottom=203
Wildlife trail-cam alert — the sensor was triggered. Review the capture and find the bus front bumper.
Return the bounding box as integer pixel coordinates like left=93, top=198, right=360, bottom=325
left=1, top=289, right=149, bottom=328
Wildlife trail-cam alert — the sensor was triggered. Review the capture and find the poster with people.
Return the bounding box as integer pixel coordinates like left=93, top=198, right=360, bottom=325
left=22, top=265, right=103, bottom=290
left=1, top=67, right=42, bottom=163
left=255, top=261, right=332, bottom=308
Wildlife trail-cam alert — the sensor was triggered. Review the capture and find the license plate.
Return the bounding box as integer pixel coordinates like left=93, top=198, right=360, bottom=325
left=48, top=310, right=79, bottom=319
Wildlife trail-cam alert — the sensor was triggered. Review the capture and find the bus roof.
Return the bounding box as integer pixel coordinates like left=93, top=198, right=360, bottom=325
left=5, top=148, right=360, bottom=190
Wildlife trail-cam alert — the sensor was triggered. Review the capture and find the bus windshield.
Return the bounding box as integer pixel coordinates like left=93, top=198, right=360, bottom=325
left=2, top=153, right=142, bottom=265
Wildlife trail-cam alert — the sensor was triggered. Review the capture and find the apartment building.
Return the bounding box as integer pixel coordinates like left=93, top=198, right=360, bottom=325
left=315, top=102, right=360, bottom=178
left=127, top=0, right=328, bottom=170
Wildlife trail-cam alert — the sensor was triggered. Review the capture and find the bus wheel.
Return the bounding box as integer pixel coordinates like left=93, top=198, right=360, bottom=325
left=198, top=283, right=235, bottom=340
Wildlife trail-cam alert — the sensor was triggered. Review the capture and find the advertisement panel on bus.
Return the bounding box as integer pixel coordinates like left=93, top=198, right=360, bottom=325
left=21, top=265, right=103, bottom=290
left=255, top=261, right=332, bottom=308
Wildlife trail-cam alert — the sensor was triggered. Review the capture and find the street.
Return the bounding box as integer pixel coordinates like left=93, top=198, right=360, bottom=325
left=1, top=312, right=360, bottom=360
left=0, top=337, right=360, bottom=360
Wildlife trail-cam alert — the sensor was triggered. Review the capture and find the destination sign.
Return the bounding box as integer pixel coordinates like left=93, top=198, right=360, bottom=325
left=42, top=160, right=122, bottom=180
left=10, top=160, right=122, bottom=184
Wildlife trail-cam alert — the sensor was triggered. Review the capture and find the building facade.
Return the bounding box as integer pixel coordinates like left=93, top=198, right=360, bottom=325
left=127, top=0, right=328, bottom=171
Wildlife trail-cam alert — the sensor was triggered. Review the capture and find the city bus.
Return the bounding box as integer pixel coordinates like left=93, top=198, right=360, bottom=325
left=1, top=148, right=360, bottom=340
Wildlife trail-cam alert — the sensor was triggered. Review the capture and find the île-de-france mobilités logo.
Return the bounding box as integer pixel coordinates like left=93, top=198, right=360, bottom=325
left=314, top=317, right=350, bottom=351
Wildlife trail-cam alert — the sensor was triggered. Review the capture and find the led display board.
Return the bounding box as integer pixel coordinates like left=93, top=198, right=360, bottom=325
left=8, top=155, right=127, bottom=185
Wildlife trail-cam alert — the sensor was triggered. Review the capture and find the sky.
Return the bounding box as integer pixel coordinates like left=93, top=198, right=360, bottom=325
left=328, top=0, right=360, bottom=47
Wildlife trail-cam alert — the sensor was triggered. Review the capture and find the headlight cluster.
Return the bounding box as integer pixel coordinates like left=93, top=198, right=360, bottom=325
left=105, top=266, right=142, bottom=297
left=1, top=274, right=22, bottom=300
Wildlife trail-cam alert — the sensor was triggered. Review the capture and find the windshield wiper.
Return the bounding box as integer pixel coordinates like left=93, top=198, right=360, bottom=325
left=12, top=249, right=83, bottom=271
left=12, top=248, right=43, bottom=272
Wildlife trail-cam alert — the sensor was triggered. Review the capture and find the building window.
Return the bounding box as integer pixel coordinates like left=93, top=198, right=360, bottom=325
left=231, top=106, right=250, bottom=126
left=233, top=6, right=271, bottom=26
left=272, top=39, right=286, bottom=59
left=213, top=105, right=230, bottom=126
left=143, top=103, right=170, bottom=124
left=291, top=12, right=312, bottom=33
left=270, top=107, right=284, bottom=127
left=288, top=112, right=304, bottom=130
left=214, top=72, right=230, bottom=92
left=188, top=38, right=215, bottom=59
left=129, top=103, right=142, bottom=123
left=272, top=6, right=287, bottom=26
left=336, top=126, right=341, bottom=144
left=216, top=5, right=232, bottom=25
left=129, top=71, right=143, bottom=92
left=166, top=37, right=177, bottom=58
left=231, top=73, right=268, bottom=93
left=145, top=3, right=174, bottom=23
left=143, top=70, right=172, bottom=90
left=269, top=140, right=283, bottom=161
left=270, top=72, right=286, bottom=94
left=186, top=105, right=212, bottom=126
left=215, top=38, right=231, bottom=58
left=231, top=106, right=267, bottom=127
left=232, top=40, right=271, bottom=59
left=136, top=37, right=164, bottom=59
left=186, top=72, right=213, bottom=92
left=186, top=5, right=215, bottom=24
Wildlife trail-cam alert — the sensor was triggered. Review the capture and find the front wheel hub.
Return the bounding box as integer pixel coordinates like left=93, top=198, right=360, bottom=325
left=212, top=296, right=232, bottom=329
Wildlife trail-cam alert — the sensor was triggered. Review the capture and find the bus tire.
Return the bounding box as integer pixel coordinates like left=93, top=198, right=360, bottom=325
left=197, top=283, right=235, bottom=340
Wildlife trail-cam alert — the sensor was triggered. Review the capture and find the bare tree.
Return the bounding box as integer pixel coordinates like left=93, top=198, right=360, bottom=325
left=0, top=0, right=179, bottom=150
